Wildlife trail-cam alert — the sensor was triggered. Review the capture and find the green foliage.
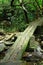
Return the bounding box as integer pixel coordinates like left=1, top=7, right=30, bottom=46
left=0, top=0, right=11, bottom=6
left=38, top=0, right=42, bottom=7
left=0, top=0, right=42, bottom=32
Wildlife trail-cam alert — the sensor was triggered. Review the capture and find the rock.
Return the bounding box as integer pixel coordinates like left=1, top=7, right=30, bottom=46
left=41, top=41, right=43, bottom=45
left=0, top=36, right=4, bottom=41
left=0, top=44, right=6, bottom=52
left=4, top=41, right=14, bottom=46
left=34, top=46, right=43, bottom=58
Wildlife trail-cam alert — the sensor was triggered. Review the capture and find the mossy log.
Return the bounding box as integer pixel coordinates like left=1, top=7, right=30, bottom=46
left=1, top=17, right=43, bottom=62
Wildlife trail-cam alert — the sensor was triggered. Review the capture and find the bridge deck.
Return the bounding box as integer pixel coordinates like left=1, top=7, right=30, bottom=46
left=1, top=17, right=43, bottom=62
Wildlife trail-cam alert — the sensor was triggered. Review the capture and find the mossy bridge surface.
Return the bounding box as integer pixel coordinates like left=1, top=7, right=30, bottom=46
left=1, top=17, right=43, bottom=62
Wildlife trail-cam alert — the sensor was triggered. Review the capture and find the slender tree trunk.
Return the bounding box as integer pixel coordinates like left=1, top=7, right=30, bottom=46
left=11, top=0, right=14, bottom=6
left=42, top=0, right=43, bottom=15
left=35, top=0, right=41, bottom=11
left=19, top=0, right=29, bottom=23
left=23, top=9, right=29, bottom=23
left=35, top=0, right=42, bottom=18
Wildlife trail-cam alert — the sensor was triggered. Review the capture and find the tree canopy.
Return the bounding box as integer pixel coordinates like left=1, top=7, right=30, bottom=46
left=0, top=0, right=42, bottom=32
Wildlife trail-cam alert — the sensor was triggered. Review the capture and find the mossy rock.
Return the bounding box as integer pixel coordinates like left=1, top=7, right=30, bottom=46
left=0, top=44, right=6, bottom=52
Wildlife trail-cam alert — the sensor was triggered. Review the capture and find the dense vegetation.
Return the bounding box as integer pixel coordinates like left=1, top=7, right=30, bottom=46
left=0, top=0, right=42, bottom=32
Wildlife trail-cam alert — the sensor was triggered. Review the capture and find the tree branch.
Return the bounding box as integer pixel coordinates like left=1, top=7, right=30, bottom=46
left=19, top=0, right=29, bottom=23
